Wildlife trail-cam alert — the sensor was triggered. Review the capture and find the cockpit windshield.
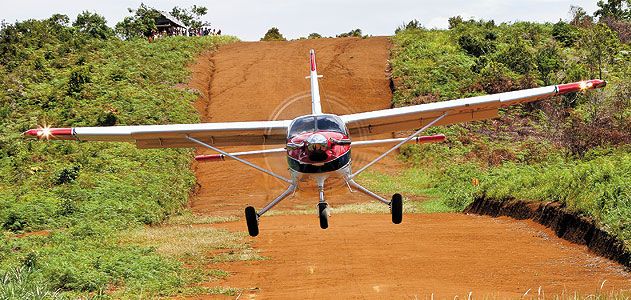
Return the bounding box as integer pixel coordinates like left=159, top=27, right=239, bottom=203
left=288, top=115, right=347, bottom=137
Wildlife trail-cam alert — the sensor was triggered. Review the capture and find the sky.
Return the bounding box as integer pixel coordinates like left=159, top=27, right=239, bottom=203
left=1, top=0, right=600, bottom=41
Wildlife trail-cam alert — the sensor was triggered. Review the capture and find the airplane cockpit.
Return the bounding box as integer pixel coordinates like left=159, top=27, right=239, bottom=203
left=287, top=115, right=348, bottom=138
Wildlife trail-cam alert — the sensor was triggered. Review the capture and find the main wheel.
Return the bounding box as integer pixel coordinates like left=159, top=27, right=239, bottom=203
left=245, top=206, right=259, bottom=237
left=318, top=203, right=329, bottom=229
left=391, top=193, right=403, bottom=224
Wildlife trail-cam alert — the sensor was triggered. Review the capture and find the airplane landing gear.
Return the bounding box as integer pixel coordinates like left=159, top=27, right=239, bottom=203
left=318, top=202, right=329, bottom=229
left=317, top=177, right=329, bottom=230
left=390, top=193, right=403, bottom=224
left=244, top=185, right=296, bottom=237
left=348, top=179, right=404, bottom=224
left=245, top=206, right=259, bottom=237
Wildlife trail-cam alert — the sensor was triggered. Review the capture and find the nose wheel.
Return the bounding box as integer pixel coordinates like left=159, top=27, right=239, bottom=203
left=318, top=202, right=329, bottom=229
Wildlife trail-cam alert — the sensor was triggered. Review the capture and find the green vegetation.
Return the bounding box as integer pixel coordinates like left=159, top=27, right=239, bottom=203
left=308, top=33, right=323, bottom=39
left=0, top=12, right=240, bottom=298
left=389, top=4, right=631, bottom=246
left=337, top=28, right=366, bottom=38
left=261, top=27, right=287, bottom=41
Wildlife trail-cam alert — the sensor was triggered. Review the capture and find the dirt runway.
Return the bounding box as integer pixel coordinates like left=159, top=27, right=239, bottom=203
left=188, top=37, right=630, bottom=298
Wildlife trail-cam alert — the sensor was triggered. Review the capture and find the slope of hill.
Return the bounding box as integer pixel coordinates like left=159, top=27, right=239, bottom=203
left=0, top=16, right=237, bottom=297
left=389, top=20, right=631, bottom=247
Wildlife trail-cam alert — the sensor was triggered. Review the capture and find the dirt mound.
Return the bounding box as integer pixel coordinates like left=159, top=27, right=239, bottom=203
left=187, top=37, right=630, bottom=298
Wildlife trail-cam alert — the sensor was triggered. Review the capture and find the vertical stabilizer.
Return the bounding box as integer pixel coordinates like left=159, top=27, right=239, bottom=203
left=309, top=49, right=323, bottom=115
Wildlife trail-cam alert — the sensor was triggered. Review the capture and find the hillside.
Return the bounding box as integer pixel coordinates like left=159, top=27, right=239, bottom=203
left=388, top=18, right=631, bottom=245
left=0, top=15, right=237, bottom=297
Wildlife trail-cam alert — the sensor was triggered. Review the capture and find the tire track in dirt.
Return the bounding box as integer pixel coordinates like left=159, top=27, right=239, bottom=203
left=187, top=37, right=630, bottom=298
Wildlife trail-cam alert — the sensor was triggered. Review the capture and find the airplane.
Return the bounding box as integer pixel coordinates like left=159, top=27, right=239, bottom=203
left=24, top=49, right=606, bottom=237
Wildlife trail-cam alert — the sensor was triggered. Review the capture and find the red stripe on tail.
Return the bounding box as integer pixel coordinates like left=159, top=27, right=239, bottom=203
left=310, top=50, right=316, bottom=71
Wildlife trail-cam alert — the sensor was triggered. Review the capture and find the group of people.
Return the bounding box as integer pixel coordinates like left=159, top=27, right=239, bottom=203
left=148, top=26, right=222, bottom=41
left=191, top=27, right=221, bottom=36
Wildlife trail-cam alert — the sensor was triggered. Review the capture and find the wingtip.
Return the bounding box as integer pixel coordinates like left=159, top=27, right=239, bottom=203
left=23, top=129, right=39, bottom=137
left=22, top=128, right=74, bottom=140
left=556, top=79, right=607, bottom=95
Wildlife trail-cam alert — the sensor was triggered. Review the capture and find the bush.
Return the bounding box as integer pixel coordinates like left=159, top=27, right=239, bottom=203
left=308, top=33, right=322, bottom=39
left=260, top=27, right=286, bottom=41
left=552, top=21, right=579, bottom=46
left=337, top=29, right=364, bottom=38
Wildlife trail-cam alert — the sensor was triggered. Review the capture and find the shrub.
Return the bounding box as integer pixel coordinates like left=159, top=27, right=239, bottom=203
left=260, top=27, right=286, bottom=41
left=395, top=19, right=423, bottom=34
left=552, top=21, right=579, bottom=46
left=337, top=29, right=364, bottom=38
left=307, top=33, right=322, bottom=39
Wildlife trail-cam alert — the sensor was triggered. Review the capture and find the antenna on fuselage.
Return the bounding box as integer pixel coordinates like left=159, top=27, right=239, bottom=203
left=308, top=49, right=323, bottom=115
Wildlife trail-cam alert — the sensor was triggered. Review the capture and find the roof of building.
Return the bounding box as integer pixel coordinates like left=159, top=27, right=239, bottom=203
left=157, top=11, right=188, bottom=29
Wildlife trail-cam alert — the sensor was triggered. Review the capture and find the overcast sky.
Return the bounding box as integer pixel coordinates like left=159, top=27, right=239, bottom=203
left=1, top=0, right=599, bottom=41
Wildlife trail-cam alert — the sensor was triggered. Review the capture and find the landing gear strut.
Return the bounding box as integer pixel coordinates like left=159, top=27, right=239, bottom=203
left=317, top=177, right=329, bottom=229
left=347, top=179, right=404, bottom=224
left=244, top=184, right=296, bottom=237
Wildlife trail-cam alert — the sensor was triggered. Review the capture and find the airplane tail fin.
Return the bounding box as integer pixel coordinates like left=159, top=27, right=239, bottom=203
left=308, top=49, right=323, bottom=115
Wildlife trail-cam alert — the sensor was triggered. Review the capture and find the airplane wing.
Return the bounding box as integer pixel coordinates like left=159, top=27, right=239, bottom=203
left=340, top=80, right=606, bottom=136
left=23, top=120, right=291, bottom=149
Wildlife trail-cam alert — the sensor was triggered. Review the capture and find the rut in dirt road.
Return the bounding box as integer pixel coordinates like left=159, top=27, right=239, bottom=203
left=185, top=37, right=630, bottom=299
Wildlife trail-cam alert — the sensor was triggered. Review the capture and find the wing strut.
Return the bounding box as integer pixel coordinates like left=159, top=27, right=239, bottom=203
left=349, top=112, right=449, bottom=179
left=185, top=136, right=293, bottom=184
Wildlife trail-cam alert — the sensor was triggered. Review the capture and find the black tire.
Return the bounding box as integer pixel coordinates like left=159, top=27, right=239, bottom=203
left=391, top=193, right=403, bottom=224
left=318, top=203, right=329, bottom=229
left=245, top=206, right=259, bottom=237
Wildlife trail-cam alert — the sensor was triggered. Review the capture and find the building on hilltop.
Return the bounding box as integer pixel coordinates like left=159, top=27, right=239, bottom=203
left=149, top=9, right=219, bottom=39
left=154, top=11, right=188, bottom=36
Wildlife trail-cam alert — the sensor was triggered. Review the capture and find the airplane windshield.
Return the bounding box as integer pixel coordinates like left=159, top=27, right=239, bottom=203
left=288, top=115, right=347, bottom=137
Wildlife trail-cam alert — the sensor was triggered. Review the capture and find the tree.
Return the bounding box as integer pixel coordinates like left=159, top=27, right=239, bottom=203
left=552, top=20, right=579, bottom=46
left=260, top=27, right=286, bottom=41
left=569, top=6, right=593, bottom=27
left=337, top=29, right=363, bottom=38
left=594, top=0, right=631, bottom=20
left=448, top=16, right=464, bottom=29
left=308, top=33, right=322, bottom=39
left=73, top=11, right=112, bottom=39
left=535, top=41, right=562, bottom=85
left=395, top=19, right=423, bottom=34
left=114, top=4, right=160, bottom=39
left=170, top=5, right=209, bottom=29
left=579, top=23, right=620, bottom=79
left=497, top=36, right=535, bottom=75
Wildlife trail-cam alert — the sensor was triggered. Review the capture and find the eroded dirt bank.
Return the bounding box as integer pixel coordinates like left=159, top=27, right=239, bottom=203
left=465, top=198, right=631, bottom=268
left=187, top=37, right=630, bottom=298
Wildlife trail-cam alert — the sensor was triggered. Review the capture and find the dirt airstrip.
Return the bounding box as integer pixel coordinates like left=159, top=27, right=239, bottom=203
left=187, top=37, right=629, bottom=298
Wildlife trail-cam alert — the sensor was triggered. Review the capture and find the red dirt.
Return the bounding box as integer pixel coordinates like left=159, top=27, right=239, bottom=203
left=187, top=37, right=630, bottom=298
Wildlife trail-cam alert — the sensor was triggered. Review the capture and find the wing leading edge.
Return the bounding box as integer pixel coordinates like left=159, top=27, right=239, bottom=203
left=24, top=120, right=291, bottom=149
left=341, top=79, right=606, bottom=136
